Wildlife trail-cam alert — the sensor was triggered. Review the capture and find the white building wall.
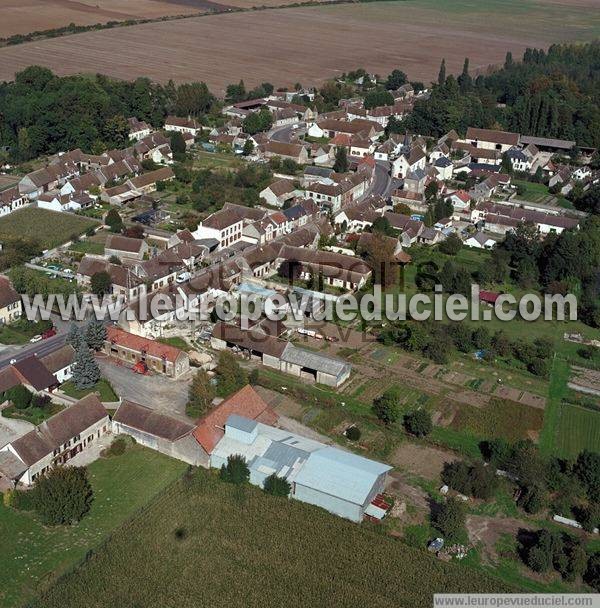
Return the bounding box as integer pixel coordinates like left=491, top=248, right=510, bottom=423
left=293, top=483, right=363, bottom=522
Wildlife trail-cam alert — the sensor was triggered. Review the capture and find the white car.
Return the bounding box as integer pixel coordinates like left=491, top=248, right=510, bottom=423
left=176, top=272, right=192, bottom=284
left=29, top=335, right=42, bottom=343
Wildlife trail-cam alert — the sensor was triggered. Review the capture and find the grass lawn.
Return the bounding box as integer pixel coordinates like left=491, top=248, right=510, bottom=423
left=538, top=355, right=600, bottom=458
left=157, top=336, right=190, bottom=351
left=1, top=402, right=64, bottom=425
left=31, top=469, right=513, bottom=608
left=534, top=356, right=568, bottom=457
left=555, top=403, right=600, bottom=458
left=68, top=240, right=104, bottom=255
left=513, top=179, right=553, bottom=204
left=0, top=208, right=98, bottom=250
left=60, top=378, right=119, bottom=402
left=0, top=446, right=187, bottom=608
left=192, top=149, right=242, bottom=170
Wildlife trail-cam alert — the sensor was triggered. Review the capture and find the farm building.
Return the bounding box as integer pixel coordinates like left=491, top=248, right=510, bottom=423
left=193, top=384, right=279, bottom=458
left=112, top=401, right=205, bottom=466
left=104, top=326, right=190, bottom=378
left=211, top=322, right=351, bottom=387
left=0, top=395, right=109, bottom=487
left=210, top=414, right=392, bottom=522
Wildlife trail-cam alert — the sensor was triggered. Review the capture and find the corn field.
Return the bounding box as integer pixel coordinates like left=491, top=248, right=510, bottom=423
left=32, top=469, right=512, bottom=607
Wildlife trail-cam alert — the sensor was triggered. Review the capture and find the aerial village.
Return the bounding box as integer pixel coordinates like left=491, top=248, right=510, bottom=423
left=0, top=70, right=597, bottom=564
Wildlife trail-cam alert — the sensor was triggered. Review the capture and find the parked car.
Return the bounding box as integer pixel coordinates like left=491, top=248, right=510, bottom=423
left=42, top=328, right=57, bottom=339
left=132, top=361, right=148, bottom=375
left=29, top=335, right=42, bottom=343
left=176, top=272, right=192, bottom=284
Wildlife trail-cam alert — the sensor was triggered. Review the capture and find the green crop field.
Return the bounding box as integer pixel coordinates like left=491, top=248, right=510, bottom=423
left=0, top=446, right=186, bottom=608
left=555, top=404, right=600, bottom=458
left=0, top=208, right=98, bottom=250
left=31, top=469, right=513, bottom=608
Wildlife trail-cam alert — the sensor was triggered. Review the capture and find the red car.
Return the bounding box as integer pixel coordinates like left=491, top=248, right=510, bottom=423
left=41, top=328, right=57, bottom=339
left=132, top=361, right=149, bottom=375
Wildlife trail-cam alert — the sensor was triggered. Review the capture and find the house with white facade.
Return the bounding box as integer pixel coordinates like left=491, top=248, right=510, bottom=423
left=0, top=395, right=109, bottom=487
left=127, top=117, right=152, bottom=141
left=164, top=116, right=201, bottom=137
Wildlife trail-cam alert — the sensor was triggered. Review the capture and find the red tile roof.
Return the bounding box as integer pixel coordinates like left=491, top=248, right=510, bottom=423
left=106, top=326, right=184, bottom=363
left=192, top=385, right=278, bottom=454
left=479, top=290, right=500, bottom=304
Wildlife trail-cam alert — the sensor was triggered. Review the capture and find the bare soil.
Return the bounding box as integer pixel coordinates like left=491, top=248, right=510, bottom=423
left=392, top=443, right=458, bottom=480
left=1, top=0, right=597, bottom=92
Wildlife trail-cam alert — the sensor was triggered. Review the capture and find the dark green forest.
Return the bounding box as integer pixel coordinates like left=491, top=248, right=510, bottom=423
left=1, top=41, right=599, bottom=161
left=0, top=66, right=214, bottom=160
left=394, top=42, right=600, bottom=148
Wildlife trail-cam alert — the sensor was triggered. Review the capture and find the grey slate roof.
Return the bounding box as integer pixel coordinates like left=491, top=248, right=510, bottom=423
left=281, top=343, right=350, bottom=379
left=304, top=166, right=333, bottom=178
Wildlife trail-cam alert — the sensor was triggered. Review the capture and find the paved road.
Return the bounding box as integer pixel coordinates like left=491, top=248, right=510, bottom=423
left=0, top=333, right=67, bottom=369
left=269, top=123, right=303, bottom=144
left=371, top=160, right=394, bottom=198
left=97, top=357, right=191, bottom=420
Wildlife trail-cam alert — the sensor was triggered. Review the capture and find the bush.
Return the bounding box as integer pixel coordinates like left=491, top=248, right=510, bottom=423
left=5, top=488, right=36, bottom=511
left=5, top=385, right=33, bottom=410
left=32, top=466, right=94, bottom=526
left=439, top=234, right=463, bottom=255
left=442, top=460, right=497, bottom=500
left=585, top=553, right=600, bottom=592
left=372, top=388, right=400, bottom=425
left=403, top=409, right=433, bottom=437
left=345, top=426, right=361, bottom=441
left=517, top=484, right=546, bottom=514
left=220, top=455, right=250, bottom=485
left=102, top=436, right=128, bottom=457
left=32, top=394, right=51, bottom=409
left=432, top=498, right=466, bottom=543
left=263, top=473, right=291, bottom=497
left=527, top=357, right=549, bottom=377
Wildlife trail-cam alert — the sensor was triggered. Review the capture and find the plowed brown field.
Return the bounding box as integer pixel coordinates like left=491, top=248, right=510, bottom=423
left=0, top=0, right=598, bottom=93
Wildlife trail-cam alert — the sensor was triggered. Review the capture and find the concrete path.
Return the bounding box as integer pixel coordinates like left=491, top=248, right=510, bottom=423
left=0, top=413, right=35, bottom=448
left=97, top=357, right=191, bottom=420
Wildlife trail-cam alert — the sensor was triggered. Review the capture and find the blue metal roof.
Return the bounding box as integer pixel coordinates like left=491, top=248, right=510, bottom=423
left=226, top=414, right=258, bottom=433
left=294, top=447, right=391, bottom=506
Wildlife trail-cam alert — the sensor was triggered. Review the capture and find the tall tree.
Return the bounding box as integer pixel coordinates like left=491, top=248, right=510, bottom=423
left=458, top=58, right=472, bottom=93
left=72, top=342, right=101, bottom=390
left=66, top=323, right=84, bottom=350
left=438, top=58, right=446, bottom=86
left=333, top=146, right=349, bottom=172
left=385, top=69, right=408, bottom=90
left=170, top=131, right=187, bottom=158
left=104, top=208, right=123, bottom=233
left=215, top=351, right=246, bottom=397
left=187, top=369, right=215, bottom=419
left=433, top=497, right=466, bottom=542
left=90, top=271, right=112, bottom=297
left=32, top=466, right=94, bottom=526
left=85, top=320, right=107, bottom=351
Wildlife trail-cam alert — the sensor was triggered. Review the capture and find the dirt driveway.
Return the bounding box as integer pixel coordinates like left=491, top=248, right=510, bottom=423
left=98, top=358, right=191, bottom=421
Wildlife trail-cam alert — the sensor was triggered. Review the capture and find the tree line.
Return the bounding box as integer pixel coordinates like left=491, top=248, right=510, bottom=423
left=398, top=42, right=600, bottom=148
